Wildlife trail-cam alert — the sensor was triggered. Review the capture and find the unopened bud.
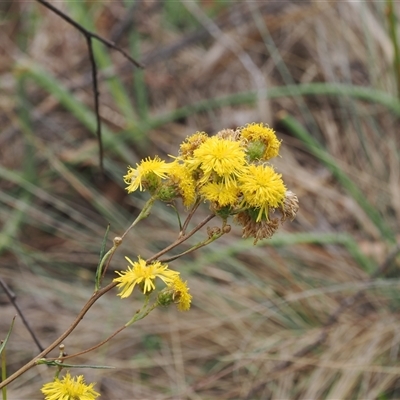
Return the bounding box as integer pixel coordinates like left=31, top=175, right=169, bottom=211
left=222, top=224, right=231, bottom=234
left=114, top=237, right=122, bottom=246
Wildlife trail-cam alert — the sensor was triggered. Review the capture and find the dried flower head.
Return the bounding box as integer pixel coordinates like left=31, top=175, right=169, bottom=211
left=280, top=190, right=299, bottom=221
left=216, top=128, right=240, bottom=141
left=236, top=212, right=280, bottom=244
left=179, top=132, right=209, bottom=159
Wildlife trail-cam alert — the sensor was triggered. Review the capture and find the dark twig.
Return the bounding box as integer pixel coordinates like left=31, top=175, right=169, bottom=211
left=110, top=0, right=147, bottom=43
left=35, top=0, right=143, bottom=68
left=246, top=241, right=400, bottom=399
left=85, top=36, right=103, bottom=173
left=35, top=0, right=143, bottom=174
left=0, top=279, right=44, bottom=353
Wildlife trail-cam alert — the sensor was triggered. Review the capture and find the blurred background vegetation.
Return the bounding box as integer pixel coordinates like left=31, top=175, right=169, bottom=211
left=1, top=1, right=400, bottom=399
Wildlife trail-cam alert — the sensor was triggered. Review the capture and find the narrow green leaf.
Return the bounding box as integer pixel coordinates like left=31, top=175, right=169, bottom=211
left=0, top=316, right=16, bottom=357
left=36, top=359, right=114, bottom=369
left=95, top=224, right=110, bottom=290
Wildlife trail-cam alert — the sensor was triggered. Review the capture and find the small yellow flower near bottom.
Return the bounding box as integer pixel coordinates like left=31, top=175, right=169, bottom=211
left=41, top=372, right=100, bottom=400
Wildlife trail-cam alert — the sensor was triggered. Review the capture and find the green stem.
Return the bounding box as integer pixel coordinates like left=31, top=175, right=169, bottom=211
left=125, top=296, right=158, bottom=327
left=161, top=230, right=225, bottom=263
left=1, top=345, right=6, bottom=400
left=121, top=197, right=155, bottom=240
left=387, top=0, right=400, bottom=99
left=96, top=197, right=155, bottom=289
left=146, top=213, right=215, bottom=263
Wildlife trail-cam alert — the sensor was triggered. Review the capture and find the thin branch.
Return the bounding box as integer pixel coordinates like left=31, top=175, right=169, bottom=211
left=180, top=199, right=201, bottom=236
left=160, top=230, right=225, bottom=264
left=35, top=0, right=143, bottom=68
left=0, top=281, right=117, bottom=389
left=35, top=0, right=143, bottom=174
left=146, top=214, right=215, bottom=263
left=49, top=324, right=126, bottom=362
left=0, top=195, right=158, bottom=388
left=85, top=36, right=103, bottom=174
left=0, top=279, right=44, bottom=353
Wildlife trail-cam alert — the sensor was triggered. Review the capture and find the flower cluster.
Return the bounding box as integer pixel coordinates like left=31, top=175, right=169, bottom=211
left=124, top=122, right=298, bottom=243
left=115, top=123, right=298, bottom=310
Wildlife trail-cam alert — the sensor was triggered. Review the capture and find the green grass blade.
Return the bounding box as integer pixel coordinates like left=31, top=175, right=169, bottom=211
left=65, top=2, right=148, bottom=147
left=133, top=82, right=400, bottom=135
left=278, top=112, right=394, bottom=242
left=0, top=316, right=16, bottom=357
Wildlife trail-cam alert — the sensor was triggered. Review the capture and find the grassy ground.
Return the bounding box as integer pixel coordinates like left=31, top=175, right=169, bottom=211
left=1, top=1, right=400, bottom=399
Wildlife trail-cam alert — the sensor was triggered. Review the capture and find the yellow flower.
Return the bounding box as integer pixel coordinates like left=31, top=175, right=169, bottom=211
left=166, top=161, right=197, bottom=207
left=239, top=164, right=286, bottom=222
left=124, top=156, right=169, bottom=193
left=114, top=256, right=179, bottom=296
left=199, top=181, right=240, bottom=207
left=191, top=136, right=246, bottom=185
left=240, top=122, right=281, bottom=160
left=41, top=372, right=100, bottom=400
left=168, top=276, right=192, bottom=311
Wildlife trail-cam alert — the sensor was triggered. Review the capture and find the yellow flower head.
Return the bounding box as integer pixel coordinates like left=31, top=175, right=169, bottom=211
left=165, top=161, right=197, bottom=207
left=168, top=276, right=192, bottom=311
left=114, top=256, right=179, bottom=296
left=240, top=123, right=281, bottom=160
left=124, top=156, right=169, bottom=193
left=199, top=181, right=240, bottom=207
left=239, top=164, right=286, bottom=222
left=41, top=372, right=100, bottom=400
left=192, top=136, right=246, bottom=185
left=179, top=132, right=209, bottom=159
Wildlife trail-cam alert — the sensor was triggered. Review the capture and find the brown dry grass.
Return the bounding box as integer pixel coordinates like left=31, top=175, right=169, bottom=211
left=1, top=1, right=400, bottom=399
